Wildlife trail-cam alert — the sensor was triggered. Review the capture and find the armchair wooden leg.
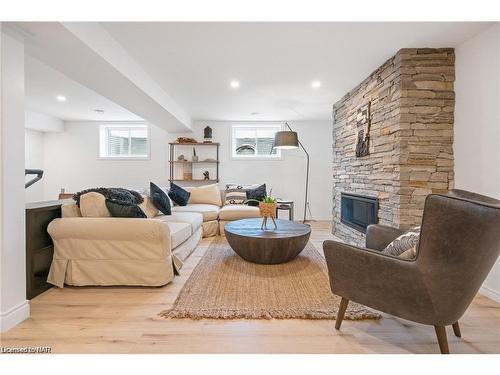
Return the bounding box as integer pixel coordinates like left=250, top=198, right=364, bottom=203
left=452, top=322, right=461, bottom=338
left=434, top=326, right=450, bottom=354
left=335, top=298, right=349, bottom=330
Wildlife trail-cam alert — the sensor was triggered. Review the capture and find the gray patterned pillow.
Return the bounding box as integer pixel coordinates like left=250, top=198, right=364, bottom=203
left=381, top=226, right=421, bottom=258
left=224, top=184, right=248, bottom=205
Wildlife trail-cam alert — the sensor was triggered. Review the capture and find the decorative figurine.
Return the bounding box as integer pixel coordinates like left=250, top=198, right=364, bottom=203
left=203, top=126, right=213, bottom=143
left=355, top=100, right=371, bottom=157
left=203, top=171, right=210, bottom=180
left=176, top=137, right=197, bottom=144
left=192, top=147, right=199, bottom=162
left=177, top=154, right=186, bottom=161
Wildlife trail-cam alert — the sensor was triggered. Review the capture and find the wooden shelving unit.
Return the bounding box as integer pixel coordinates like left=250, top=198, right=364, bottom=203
left=169, top=142, right=220, bottom=183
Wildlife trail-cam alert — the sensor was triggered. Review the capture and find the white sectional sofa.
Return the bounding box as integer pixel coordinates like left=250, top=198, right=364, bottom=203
left=46, top=183, right=262, bottom=288
left=47, top=197, right=203, bottom=288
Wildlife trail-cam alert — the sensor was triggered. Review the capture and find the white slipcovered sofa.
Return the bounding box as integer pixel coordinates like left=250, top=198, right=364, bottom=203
left=46, top=183, right=263, bottom=288
left=47, top=194, right=203, bottom=288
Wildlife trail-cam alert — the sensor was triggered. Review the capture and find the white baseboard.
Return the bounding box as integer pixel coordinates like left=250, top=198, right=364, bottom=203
left=479, top=285, right=500, bottom=303
left=308, top=217, right=333, bottom=222
left=0, top=300, right=30, bottom=332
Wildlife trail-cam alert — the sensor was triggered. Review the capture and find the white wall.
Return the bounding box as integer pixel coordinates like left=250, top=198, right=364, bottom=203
left=0, top=30, right=29, bottom=332
left=183, top=121, right=333, bottom=221
left=455, top=23, right=500, bottom=302
left=25, top=110, right=64, bottom=132
left=25, top=129, right=45, bottom=202
left=42, top=121, right=170, bottom=199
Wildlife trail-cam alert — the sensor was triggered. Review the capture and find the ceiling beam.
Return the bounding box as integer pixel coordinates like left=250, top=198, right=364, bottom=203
left=15, top=22, right=192, bottom=132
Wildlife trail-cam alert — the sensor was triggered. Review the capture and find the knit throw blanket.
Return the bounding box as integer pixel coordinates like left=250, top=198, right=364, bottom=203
left=72, top=187, right=144, bottom=206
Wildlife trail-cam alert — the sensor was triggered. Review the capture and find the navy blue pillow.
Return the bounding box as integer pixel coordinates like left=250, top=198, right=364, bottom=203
left=150, top=182, right=171, bottom=215
left=246, top=184, right=267, bottom=206
left=168, top=182, right=190, bottom=206
left=105, top=199, right=147, bottom=218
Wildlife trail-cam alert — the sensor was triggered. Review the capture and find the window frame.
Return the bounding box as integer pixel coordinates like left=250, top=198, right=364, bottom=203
left=98, top=123, right=150, bottom=160
left=230, top=123, right=283, bottom=161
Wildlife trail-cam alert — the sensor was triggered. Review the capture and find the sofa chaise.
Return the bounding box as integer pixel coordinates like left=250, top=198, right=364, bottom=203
left=168, top=183, right=263, bottom=237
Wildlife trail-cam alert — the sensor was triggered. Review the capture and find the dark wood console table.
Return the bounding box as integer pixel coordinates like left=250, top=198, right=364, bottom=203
left=25, top=200, right=69, bottom=299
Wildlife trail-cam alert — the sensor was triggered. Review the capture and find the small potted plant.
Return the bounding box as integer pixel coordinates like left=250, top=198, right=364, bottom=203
left=247, top=189, right=278, bottom=229
left=192, top=147, right=199, bottom=162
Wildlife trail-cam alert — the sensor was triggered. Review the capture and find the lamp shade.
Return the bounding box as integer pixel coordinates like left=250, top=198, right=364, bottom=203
left=274, top=131, right=299, bottom=149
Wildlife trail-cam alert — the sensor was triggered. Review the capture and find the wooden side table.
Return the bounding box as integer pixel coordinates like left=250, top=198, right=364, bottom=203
left=276, top=200, right=294, bottom=221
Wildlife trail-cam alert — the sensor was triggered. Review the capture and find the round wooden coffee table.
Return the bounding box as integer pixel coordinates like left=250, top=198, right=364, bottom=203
left=224, top=218, right=311, bottom=264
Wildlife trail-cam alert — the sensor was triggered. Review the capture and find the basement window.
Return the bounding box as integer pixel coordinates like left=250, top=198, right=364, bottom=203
left=99, top=124, right=149, bottom=159
left=99, top=124, right=150, bottom=159
left=231, top=124, right=282, bottom=159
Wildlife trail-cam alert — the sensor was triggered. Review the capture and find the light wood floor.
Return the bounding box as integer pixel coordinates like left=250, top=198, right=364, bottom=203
left=1, top=221, right=499, bottom=354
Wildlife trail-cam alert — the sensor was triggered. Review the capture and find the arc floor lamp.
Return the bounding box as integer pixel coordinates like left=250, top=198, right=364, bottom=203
left=273, top=122, right=310, bottom=223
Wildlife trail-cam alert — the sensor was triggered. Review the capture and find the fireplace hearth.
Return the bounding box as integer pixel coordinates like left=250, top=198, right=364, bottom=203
left=341, top=193, right=378, bottom=233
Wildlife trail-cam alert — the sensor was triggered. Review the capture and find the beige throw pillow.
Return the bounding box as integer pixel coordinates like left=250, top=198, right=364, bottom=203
left=138, top=195, right=160, bottom=218
left=185, top=184, right=222, bottom=206
left=399, top=247, right=418, bottom=260
left=382, top=226, right=421, bottom=259
left=79, top=192, right=111, bottom=217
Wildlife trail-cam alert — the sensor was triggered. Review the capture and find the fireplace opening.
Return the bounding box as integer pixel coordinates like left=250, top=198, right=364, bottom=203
left=341, top=193, right=378, bottom=233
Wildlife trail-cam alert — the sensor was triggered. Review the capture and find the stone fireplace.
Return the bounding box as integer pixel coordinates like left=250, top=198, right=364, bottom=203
left=332, top=48, right=455, bottom=246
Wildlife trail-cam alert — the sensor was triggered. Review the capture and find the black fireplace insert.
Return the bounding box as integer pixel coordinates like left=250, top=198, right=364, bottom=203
left=341, top=193, right=379, bottom=233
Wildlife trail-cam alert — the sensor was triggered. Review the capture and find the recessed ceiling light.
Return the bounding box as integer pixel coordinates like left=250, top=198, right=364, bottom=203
left=230, top=80, right=240, bottom=88
left=311, top=81, right=321, bottom=89
left=94, top=109, right=105, bottom=114
left=56, top=95, right=67, bottom=102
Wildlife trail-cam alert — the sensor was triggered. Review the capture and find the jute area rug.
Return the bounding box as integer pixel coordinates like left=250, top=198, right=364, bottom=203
left=160, top=237, right=380, bottom=320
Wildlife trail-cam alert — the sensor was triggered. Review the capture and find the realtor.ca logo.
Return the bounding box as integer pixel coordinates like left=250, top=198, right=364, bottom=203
left=1, top=346, right=52, bottom=354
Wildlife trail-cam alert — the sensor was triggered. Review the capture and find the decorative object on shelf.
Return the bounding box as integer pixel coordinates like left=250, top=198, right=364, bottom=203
left=192, top=147, right=199, bottom=162
left=183, top=171, right=192, bottom=180
left=203, top=157, right=217, bottom=162
left=203, top=171, right=210, bottom=180
left=203, top=126, right=213, bottom=143
left=274, top=122, right=311, bottom=223
left=355, top=100, right=371, bottom=158
left=175, top=137, right=198, bottom=144
left=177, top=154, right=186, bottom=161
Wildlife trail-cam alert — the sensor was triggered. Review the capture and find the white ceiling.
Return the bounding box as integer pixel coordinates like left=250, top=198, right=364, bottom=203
left=22, top=22, right=493, bottom=124
left=25, top=54, right=142, bottom=122
left=100, top=22, right=492, bottom=121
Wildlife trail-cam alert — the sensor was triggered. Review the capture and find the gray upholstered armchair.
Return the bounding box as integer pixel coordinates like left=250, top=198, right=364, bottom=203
left=323, top=189, right=500, bottom=354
